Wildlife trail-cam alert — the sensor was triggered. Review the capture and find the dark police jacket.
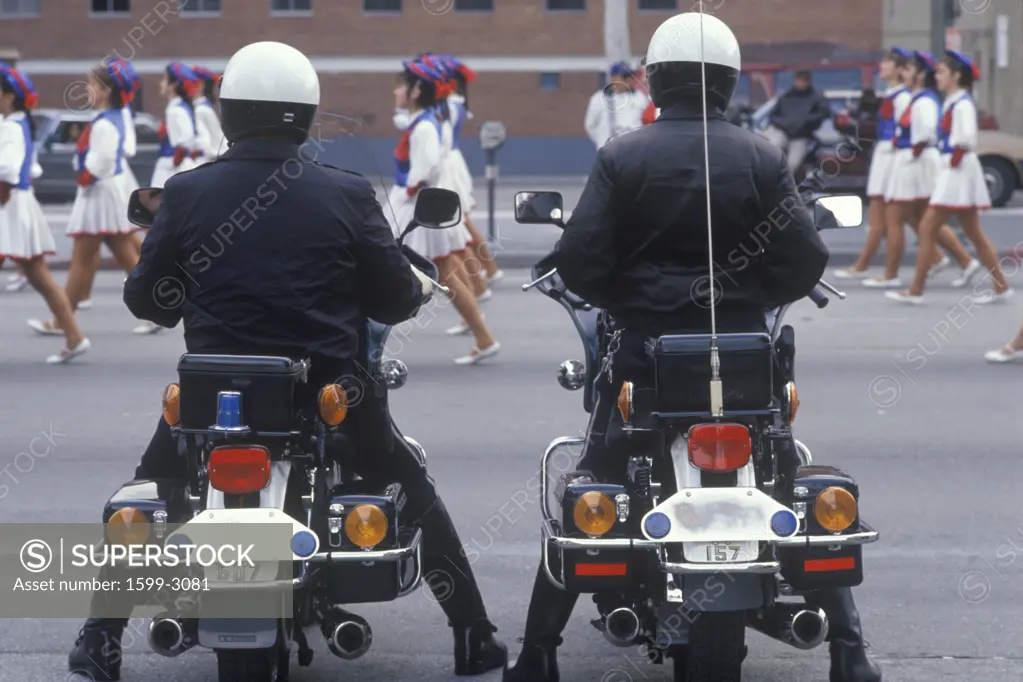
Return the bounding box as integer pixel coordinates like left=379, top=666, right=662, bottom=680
left=553, top=103, right=829, bottom=331
left=124, top=138, right=423, bottom=368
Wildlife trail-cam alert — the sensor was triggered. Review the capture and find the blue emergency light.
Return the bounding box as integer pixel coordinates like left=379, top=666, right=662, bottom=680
left=215, top=391, right=243, bottom=428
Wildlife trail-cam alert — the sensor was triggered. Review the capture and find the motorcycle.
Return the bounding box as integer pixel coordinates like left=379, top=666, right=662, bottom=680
left=100, top=187, right=458, bottom=682
left=512, top=189, right=879, bottom=681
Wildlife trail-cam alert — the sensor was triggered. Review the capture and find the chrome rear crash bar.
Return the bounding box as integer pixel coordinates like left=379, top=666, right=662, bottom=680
left=307, top=528, right=422, bottom=563
left=775, top=522, right=879, bottom=548
left=658, top=559, right=781, bottom=574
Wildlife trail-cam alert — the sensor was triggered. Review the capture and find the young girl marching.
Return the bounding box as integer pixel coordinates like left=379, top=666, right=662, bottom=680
left=443, top=56, right=504, bottom=285
left=28, top=61, right=143, bottom=339
left=389, top=60, right=499, bottom=365
left=76, top=59, right=141, bottom=310
left=420, top=55, right=495, bottom=337
left=0, top=66, right=90, bottom=363
left=150, top=62, right=202, bottom=187
left=834, top=48, right=910, bottom=280
left=191, top=65, right=225, bottom=163
left=870, top=50, right=975, bottom=291
left=890, top=51, right=1012, bottom=306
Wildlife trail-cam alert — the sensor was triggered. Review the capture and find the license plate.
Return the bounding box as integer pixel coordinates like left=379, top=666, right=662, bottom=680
left=684, top=541, right=758, bottom=563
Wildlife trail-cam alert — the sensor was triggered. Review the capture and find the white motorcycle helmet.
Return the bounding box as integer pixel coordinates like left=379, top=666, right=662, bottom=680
left=645, top=12, right=741, bottom=112
left=219, top=41, right=320, bottom=144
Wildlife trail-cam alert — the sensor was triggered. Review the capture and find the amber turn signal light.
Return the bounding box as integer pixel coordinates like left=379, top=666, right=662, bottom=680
left=318, top=384, right=348, bottom=426
left=617, top=381, right=633, bottom=424
left=162, top=383, right=180, bottom=426
left=814, top=487, right=857, bottom=532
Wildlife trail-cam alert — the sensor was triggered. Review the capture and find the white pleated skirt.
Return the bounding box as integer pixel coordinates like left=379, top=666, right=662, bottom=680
left=930, top=152, right=992, bottom=210
left=446, top=148, right=476, bottom=214
left=150, top=156, right=196, bottom=188
left=865, top=145, right=896, bottom=199
left=66, top=175, right=135, bottom=237
left=121, top=160, right=140, bottom=195
left=885, top=147, right=939, bottom=203
left=0, top=189, right=55, bottom=260
left=387, top=185, right=472, bottom=261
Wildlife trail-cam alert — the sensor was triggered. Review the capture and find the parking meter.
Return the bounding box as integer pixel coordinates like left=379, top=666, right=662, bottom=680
left=478, top=121, right=507, bottom=242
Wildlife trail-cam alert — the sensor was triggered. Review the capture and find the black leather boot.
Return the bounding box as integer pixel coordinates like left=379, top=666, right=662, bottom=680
left=503, top=565, right=579, bottom=682
left=807, top=588, right=882, bottom=682
left=67, top=618, right=125, bottom=681
left=416, top=497, right=507, bottom=675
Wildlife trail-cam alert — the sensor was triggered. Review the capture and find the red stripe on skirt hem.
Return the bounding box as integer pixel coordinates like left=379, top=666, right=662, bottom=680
left=929, top=203, right=991, bottom=211
left=0, top=250, right=56, bottom=262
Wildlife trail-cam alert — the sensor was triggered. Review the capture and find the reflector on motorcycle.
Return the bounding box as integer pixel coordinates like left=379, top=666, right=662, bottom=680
left=208, top=446, right=271, bottom=494
left=814, top=487, right=857, bottom=532
left=804, top=557, right=856, bottom=572
left=687, top=423, right=752, bottom=471
left=574, top=563, right=627, bottom=577
left=107, top=506, right=150, bottom=546
left=319, top=383, right=348, bottom=426
left=162, top=383, right=180, bottom=426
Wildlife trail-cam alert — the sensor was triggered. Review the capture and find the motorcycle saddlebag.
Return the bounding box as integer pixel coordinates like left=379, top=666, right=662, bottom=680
left=176, top=354, right=308, bottom=432
left=646, top=333, right=774, bottom=413
left=777, top=465, right=864, bottom=589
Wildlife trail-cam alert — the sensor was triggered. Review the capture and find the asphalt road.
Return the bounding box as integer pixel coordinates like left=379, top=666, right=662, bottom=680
left=24, top=181, right=1023, bottom=271
left=2, top=269, right=1023, bottom=681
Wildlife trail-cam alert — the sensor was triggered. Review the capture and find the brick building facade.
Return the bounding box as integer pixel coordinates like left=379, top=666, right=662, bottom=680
left=3, top=0, right=883, bottom=139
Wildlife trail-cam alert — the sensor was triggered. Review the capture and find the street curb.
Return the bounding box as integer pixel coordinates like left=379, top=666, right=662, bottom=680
left=46, top=249, right=1021, bottom=272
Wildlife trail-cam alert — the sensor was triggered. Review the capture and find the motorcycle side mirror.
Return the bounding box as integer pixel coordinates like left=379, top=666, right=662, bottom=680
left=127, top=188, right=164, bottom=229
left=412, top=187, right=462, bottom=230
left=812, top=194, right=863, bottom=229
left=514, top=191, right=565, bottom=226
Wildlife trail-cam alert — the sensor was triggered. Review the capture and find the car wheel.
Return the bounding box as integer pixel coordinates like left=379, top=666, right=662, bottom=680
left=980, top=156, right=1017, bottom=208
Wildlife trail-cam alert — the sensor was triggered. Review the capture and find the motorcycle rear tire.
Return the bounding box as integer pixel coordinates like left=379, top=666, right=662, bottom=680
left=216, top=644, right=289, bottom=682
left=674, top=612, right=745, bottom=682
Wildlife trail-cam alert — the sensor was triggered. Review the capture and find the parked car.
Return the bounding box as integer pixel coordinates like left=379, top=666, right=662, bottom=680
left=735, top=90, right=1018, bottom=205
left=29, top=108, right=161, bottom=204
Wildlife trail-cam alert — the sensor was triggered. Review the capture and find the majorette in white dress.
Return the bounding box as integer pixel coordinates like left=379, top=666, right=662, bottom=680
left=193, top=95, right=224, bottom=166
left=930, top=90, right=991, bottom=210
left=387, top=108, right=468, bottom=261
left=150, top=96, right=200, bottom=187
left=65, top=108, right=135, bottom=237
left=0, top=111, right=55, bottom=260
left=436, top=111, right=473, bottom=250
left=445, top=93, right=475, bottom=214
left=866, top=85, right=910, bottom=199
left=120, top=105, right=140, bottom=195
left=885, top=88, right=941, bottom=203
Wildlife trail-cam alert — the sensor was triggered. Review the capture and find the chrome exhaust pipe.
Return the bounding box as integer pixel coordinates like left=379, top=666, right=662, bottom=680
left=602, top=607, right=641, bottom=647
left=748, top=604, right=828, bottom=651
left=148, top=617, right=192, bottom=657
left=322, top=610, right=373, bottom=660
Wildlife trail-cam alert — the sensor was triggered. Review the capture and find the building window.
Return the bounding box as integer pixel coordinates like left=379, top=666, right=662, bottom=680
left=0, top=0, right=40, bottom=16
left=181, top=0, right=221, bottom=13
left=540, top=72, right=560, bottom=90
left=91, top=0, right=130, bottom=13
left=364, top=0, right=400, bottom=10
left=637, top=0, right=675, bottom=9
left=546, top=0, right=584, bottom=10
left=271, top=0, right=311, bottom=13
left=455, top=0, right=492, bottom=10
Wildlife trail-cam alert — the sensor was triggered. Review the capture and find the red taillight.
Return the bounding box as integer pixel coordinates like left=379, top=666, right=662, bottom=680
left=804, top=557, right=856, bottom=572
left=574, top=563, right=627, bottom=577
left=688, top=423, right=752, bottom=472
left=208, top=446, right=271, bottom=494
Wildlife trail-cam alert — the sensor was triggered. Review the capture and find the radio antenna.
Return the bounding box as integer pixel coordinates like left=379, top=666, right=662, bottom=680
left=696, top=4, right=724, bottom=416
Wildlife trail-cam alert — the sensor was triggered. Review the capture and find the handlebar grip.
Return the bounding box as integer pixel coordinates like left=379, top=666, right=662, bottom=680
left=808, top=285, right=829, bottom=308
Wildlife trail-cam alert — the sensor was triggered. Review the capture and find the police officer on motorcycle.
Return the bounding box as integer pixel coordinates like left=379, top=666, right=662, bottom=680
left=67, top=41, right=506, bottom=681
left=504, top=13, right=881, bottom=682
